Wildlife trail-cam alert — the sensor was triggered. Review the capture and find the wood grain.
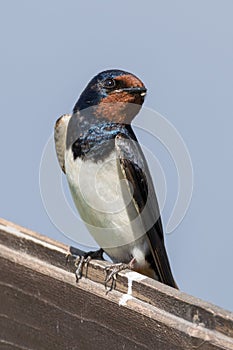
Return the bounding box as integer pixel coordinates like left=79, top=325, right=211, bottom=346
left=0, top=218, right=233, bottom=350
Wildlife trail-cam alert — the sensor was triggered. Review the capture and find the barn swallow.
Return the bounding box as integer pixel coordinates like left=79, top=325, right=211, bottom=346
left=54, top=69, right=178, bottom=289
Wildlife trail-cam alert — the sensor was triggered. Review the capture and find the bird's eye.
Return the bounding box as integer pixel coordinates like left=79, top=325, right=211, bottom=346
left=103, top=78, right=116, bottom=89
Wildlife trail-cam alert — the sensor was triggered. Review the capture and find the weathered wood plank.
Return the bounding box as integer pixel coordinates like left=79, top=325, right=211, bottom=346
left=0, top=218, right=233, bottom=350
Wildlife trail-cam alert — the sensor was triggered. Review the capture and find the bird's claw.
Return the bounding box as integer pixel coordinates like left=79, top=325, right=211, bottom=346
left=65, top=251, right=73, bottom=265
left=66, top=247, right=104, bottom=282
left=104, top=262, right=131, bottom=293
left=75, top=255, right=91, bottom=281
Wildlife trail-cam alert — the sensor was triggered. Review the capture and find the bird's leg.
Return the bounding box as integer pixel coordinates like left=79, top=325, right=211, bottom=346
left=104, top=257, right=136, bottom=293
left=66, top=247, right=105, bottom=282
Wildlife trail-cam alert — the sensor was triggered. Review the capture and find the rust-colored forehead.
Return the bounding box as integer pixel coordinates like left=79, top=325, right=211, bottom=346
left=114, top=74, right=144, bottom=87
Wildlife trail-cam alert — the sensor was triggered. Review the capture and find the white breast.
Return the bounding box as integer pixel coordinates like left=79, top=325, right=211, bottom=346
left=65, top=148, right=149, bottom=263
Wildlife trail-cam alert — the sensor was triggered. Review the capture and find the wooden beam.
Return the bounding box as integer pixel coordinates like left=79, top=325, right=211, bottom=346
left=0, top=218, right=233, bottom=350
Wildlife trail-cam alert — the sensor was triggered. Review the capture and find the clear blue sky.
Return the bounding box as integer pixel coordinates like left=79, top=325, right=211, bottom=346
left=1, top=0, right=233, bottom=311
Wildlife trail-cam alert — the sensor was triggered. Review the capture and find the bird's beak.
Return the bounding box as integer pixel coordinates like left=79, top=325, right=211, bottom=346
left=114, top=87, right=147, bottom=97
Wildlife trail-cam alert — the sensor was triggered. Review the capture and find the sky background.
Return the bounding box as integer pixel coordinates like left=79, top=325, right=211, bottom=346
left=1, top=1, right=233, bottom=311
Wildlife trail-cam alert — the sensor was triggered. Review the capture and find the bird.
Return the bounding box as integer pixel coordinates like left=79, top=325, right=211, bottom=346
left=54, top=69, right=178, bottom=289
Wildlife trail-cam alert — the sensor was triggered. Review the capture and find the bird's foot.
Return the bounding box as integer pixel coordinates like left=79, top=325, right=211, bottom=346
left=104, top=257, right=136, bottom=293
left=74, top=255, right=92, bottom=281
left=66, top=247, right=104, bottom=282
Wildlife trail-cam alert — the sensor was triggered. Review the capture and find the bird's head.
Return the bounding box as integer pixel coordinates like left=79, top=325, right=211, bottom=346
left=73, top=69, right=147, bottom=124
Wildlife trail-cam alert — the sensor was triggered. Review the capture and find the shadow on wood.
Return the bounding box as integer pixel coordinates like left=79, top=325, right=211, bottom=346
left=0, top=218, right=233, bottom=350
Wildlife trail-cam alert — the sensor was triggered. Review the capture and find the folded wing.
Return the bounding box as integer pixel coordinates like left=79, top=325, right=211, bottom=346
left=54, top=114, right=71, bottom=173
left=115, top=130, right=178, bottom=288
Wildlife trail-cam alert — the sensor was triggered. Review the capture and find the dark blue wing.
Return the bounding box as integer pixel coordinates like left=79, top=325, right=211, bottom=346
left=115, top=129, right=178, bottom=288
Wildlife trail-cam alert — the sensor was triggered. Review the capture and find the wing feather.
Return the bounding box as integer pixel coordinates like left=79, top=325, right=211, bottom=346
left=115, top=131, right=178, bottom=288
left=54, top=114, right=71, bottom=173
